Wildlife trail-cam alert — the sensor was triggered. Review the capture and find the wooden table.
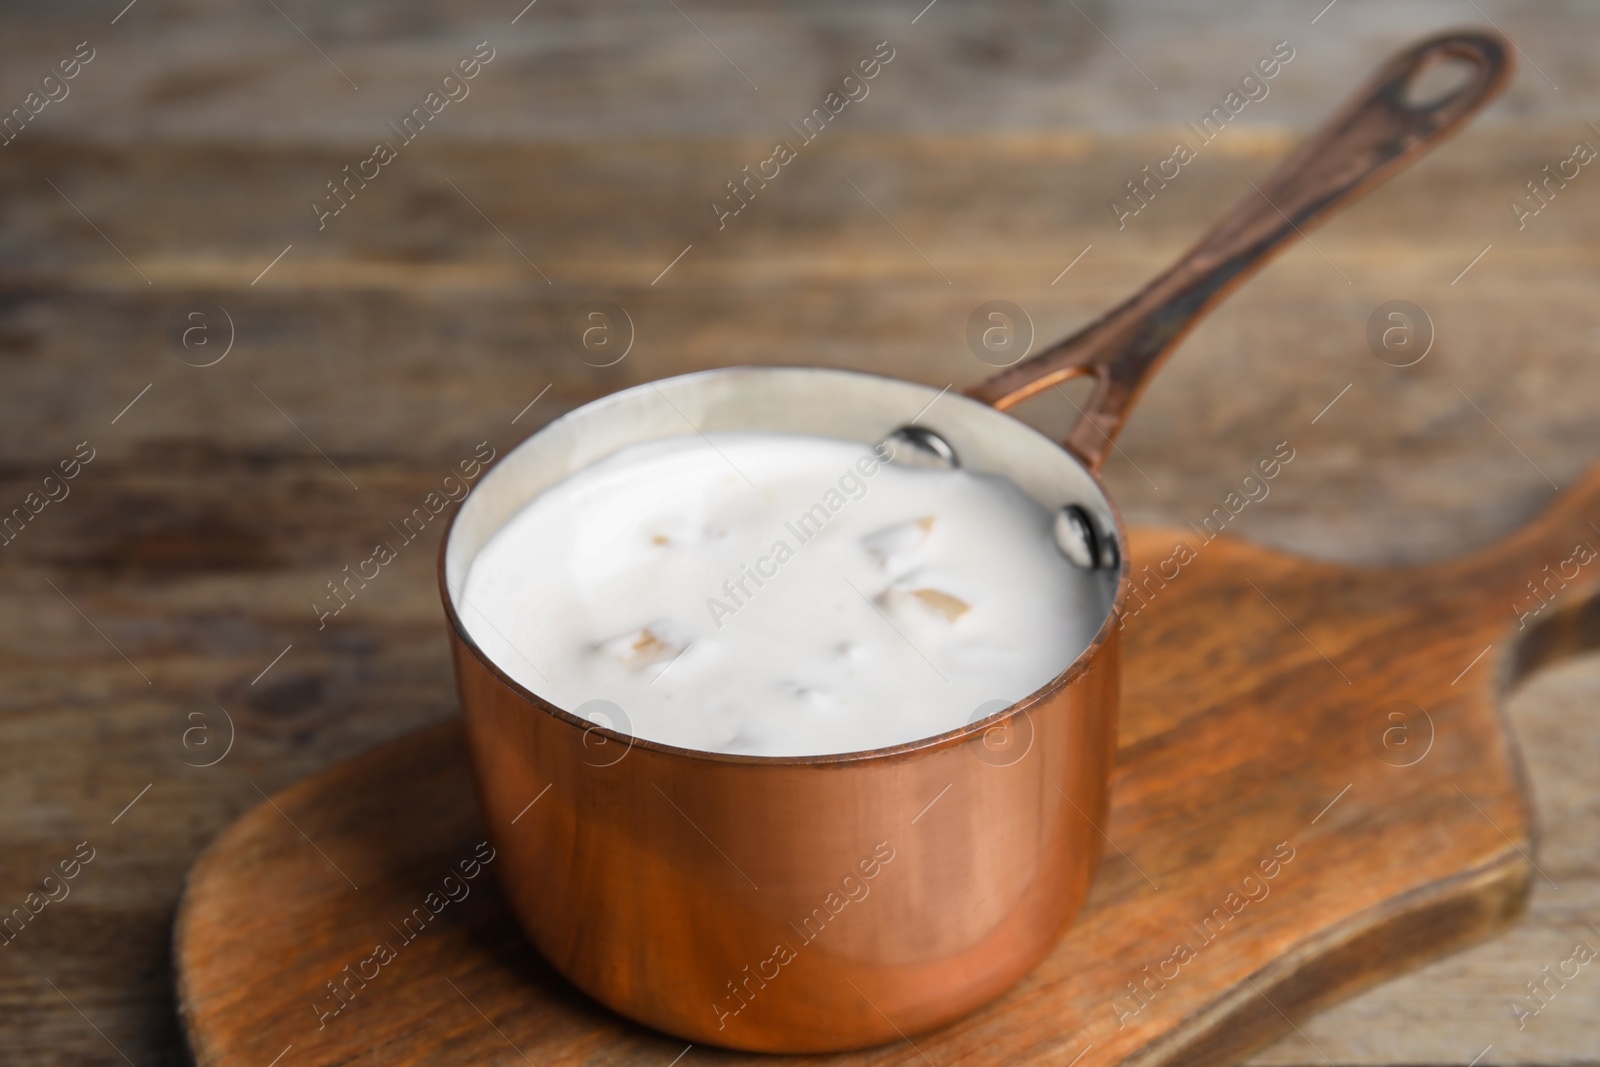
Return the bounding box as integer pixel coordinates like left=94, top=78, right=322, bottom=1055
left=1, top=2, right=1596, bottom=1064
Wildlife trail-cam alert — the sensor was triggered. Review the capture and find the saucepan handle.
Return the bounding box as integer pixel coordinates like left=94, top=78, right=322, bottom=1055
left=966, top=29, right=1513, bottom=470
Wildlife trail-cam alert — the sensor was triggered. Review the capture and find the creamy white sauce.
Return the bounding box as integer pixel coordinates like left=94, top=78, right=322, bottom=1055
left=459, top=433, right=1101, bottom=757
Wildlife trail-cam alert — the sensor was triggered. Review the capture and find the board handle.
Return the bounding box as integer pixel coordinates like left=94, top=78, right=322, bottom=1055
left=966, top=29, right=1513, bottom=470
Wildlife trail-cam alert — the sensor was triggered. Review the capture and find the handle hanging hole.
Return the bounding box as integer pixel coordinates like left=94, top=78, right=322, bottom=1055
left=1401, top=54, right=1478, bottom=110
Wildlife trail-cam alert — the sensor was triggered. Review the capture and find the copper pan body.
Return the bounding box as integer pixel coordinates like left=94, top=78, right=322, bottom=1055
left=441, top=368, right=1125, bottom=1051
left=439, top=29, right=1511, bottom=1054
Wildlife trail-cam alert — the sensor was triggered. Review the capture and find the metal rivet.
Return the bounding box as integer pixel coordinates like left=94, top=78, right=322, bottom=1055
left=1054, top=505, right=1101, bottom=570
left=1097, top=527, right=1121, bottom=571
left=881, top=425, right=958, bottom=470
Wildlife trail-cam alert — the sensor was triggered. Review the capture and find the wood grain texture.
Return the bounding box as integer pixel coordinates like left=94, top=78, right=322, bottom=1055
left=0, top=0, right=1592, bottom=142
left=173, top=462, right=1600, bottom=1064
left=3, top=126, right=1599, bottom=1067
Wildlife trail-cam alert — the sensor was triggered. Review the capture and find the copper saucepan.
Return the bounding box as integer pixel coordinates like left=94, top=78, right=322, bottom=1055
left=440, top=30, right=1511, bottom=1053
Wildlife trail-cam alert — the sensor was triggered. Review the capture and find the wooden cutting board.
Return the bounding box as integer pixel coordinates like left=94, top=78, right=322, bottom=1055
left=174, top=466, right=1600, bottom=1067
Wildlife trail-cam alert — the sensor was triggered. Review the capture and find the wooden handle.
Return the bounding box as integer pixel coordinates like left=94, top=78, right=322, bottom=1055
left=967, top=29, right=1513, bottom=470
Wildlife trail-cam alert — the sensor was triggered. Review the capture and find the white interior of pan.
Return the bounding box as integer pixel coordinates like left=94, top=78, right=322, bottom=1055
left=444, top=365, right=1121, bottom=660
